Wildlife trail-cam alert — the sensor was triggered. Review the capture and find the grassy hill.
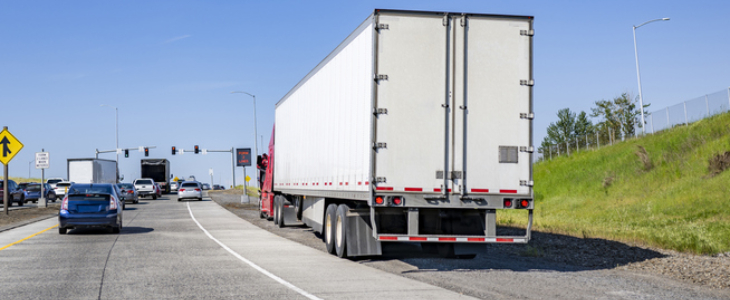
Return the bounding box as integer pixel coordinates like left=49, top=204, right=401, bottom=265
left=499, top=112, right=730, bottom=255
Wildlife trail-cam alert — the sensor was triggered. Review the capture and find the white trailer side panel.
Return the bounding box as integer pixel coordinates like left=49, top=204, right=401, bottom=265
left=275, top=18, right=374, bottom=195
left=68, top=161, right=94, bottom=183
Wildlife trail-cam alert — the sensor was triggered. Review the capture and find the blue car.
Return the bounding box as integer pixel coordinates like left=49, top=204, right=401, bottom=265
left=23, top=183, right=57, bottom=203
left=58, top=183, right=124, bottom=234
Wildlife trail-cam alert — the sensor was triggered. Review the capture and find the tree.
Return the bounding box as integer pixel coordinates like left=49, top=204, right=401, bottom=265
left=591, top=93, right=649, bottom=142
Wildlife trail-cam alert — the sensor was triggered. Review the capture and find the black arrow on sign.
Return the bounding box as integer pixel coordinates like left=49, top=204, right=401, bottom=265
left=1, top=136, right=11, bottom=157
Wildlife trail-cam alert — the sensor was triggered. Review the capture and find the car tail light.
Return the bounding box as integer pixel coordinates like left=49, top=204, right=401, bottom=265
left=61, top=196, right=69, bottom=210
left=392, top=196, right=402, bottom=205
left=504, top=199, right=513, bottom=208
left=194, top=189, right=201, bottom=191
left=109, top=196, right=117, bottom=210
left=375, top=196, right=384, bottom=205
left=179, top=189, right=185, bottom=192
left=127, top=190, right=133, bottom=194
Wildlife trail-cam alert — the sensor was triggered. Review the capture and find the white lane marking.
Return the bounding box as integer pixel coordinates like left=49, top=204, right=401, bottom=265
left=187, top=202, right=321, bottom=300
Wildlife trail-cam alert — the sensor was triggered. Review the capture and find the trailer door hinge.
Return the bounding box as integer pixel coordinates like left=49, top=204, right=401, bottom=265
left=374, top=74, right=388, bottom=81
left=375, top=177, right=387, bottom=183
left=373, top=142, right=387, bottom=149
left=520, top=29, right=535, bottom=36
left=460, top=15, right=467, bottom=27
left=376, top=23, right=389, bottom=31
left=520, top=112, right=535, bottom=120
left=520, top=180, right=534, bottom=187
left=443, top=13, right=449, bottom=26
left=520, top=79, right=535, bottom=86
left=374, top=108, right=388, bottom=115
left=519, top=146, right=534, bottom=153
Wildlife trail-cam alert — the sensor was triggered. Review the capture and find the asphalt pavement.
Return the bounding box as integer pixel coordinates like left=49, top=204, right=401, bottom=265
left=0, top=193, right=474, bottom=299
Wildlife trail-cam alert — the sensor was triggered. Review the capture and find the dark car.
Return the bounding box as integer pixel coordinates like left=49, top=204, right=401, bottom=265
left=0, top=180, right=26, bottom=207
left=58, top=183, right=124, bottom=234
left=24, top=183, right=57, bottom=203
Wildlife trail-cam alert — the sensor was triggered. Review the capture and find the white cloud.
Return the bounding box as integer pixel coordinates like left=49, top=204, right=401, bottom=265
left=162, top=35, right=192, bottom=44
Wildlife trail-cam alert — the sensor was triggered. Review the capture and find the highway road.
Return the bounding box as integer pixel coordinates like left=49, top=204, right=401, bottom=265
left=0, top=193, right=473, bottom=300
left=1, top=193, right=728, bottom=300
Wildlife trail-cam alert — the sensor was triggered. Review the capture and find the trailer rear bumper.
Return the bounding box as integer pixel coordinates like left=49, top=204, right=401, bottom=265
left=376, top=209, right=533, bottom=243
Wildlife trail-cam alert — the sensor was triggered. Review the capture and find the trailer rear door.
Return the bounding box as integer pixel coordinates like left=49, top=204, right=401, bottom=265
left=373, top=12, right=448, bottom=194
left=374, top=12, right=533, bottom=197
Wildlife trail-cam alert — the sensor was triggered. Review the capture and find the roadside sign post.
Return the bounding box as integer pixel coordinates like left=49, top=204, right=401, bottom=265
left=35, top=150, right=49, bottom=207
left=1, top=126, right=24, bottom=215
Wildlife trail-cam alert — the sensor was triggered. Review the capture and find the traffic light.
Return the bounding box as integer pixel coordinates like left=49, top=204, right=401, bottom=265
left=124, top=149, right=129, bottom=158
left=172, top=146, right=176, bottom=155
left=194, top=145, right=199, bottom=154
left=144, top=147, right=149, bottom=157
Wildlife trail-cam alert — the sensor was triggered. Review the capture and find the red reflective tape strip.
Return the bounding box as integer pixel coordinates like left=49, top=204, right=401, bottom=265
left=438, top=237, right=456, bottom=241
left=404, top=187, right=422, bottom=192
left=376, top=187, right=393, bottom=191
left=408, top=237, right=428, bottom=241
left=358, top=182, right=362, bottom=185
left=433, top=188, right=441, bottom=192
left=339, top=182, right=342, bottom=185
left=471, top=188, right=490, bottom=193
left=467, top=238, right=485, bottom=242
left=500, top=189, right=517, bottom=194
left=496, top=238, right=514, bottom=242
left=365, top=182, right=369, bottom=185
left=379, top=236, right=398, bottom=241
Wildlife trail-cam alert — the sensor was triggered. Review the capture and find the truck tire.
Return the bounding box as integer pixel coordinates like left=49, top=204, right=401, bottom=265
left=18, top=195, right=24, bottom=206
left=273, top=197, right=280, bottom=225
left=324, top=204, right=338, bottom=254
left=277, top=197, right=286, bottom=228
left=59, top=227, right=67, bottom=234
left=335, top=204, right=349, bottom=258
left=153, top=195, right=157, bottom=200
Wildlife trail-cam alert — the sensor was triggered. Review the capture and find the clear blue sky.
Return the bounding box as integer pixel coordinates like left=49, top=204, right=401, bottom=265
left=2, top=1, right=728, bottom=186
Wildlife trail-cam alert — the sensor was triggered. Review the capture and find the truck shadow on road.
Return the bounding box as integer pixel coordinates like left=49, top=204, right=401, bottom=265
left=373, top=227, right=666, bottom=273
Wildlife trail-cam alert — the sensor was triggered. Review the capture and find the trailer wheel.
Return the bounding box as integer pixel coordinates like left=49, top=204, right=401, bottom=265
left=335, top=204, right=349, bottom=258
left=324, top=204, right=337, bottom=254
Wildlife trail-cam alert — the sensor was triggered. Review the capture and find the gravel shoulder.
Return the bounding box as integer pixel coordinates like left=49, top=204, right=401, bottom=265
left=208, top=191, right=730, bottom=298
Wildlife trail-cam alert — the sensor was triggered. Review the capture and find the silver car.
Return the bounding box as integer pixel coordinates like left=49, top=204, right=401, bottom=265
left=177, top=181, right=202, bottom=201
left=117, top=183, right=139, bottom=204
left=54, top=181, right=74, bottom=199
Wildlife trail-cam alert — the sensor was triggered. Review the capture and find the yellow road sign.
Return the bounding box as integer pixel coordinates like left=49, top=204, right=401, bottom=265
left=245, top=175, right=251, bottom=182
left=0, top=128, right=23, bottom=165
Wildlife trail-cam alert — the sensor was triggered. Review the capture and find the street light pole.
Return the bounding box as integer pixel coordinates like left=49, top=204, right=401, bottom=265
left=230, top=91, right=260, bottom=189
left=633, top=17, right=669, bottom=135
left=101, top=104, right=119, bottom=181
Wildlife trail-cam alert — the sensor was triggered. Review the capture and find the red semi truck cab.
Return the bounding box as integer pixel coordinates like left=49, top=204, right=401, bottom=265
left=260, top=126, right=275, bottom=219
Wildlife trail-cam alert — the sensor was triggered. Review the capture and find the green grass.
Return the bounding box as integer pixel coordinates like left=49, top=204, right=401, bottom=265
left=499, top=112, right=730, bottom=255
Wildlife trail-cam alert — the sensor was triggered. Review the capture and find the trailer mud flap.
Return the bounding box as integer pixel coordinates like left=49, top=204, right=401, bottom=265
left=346, top=209, right=382, bottom=257
left=282, top=204, right=302, bottom=226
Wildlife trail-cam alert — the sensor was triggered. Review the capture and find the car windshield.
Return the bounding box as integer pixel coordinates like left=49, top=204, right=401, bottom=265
left=135, top=180, right=153, bottom=185
left=118, top=183, right=134, bottom=189
left=181, top=183, right=198, bottom=188
left=47, top=179, right=62, bottom=184
left=68, top=184, right=113, bottom=195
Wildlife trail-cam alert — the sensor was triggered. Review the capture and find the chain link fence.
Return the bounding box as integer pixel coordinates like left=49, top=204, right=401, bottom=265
left=538, top=87, right=730, bottom=161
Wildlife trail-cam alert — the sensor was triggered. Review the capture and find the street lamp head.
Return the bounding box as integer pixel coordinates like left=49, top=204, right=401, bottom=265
left=662, top=18, right=670, bottom=21
left=231, top=91, right=255, bottom=97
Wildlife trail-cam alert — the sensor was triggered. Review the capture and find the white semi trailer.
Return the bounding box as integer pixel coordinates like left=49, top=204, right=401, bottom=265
left=67, top=158, right=118, bottom=184
left=261, top=9, right=535, bottom=258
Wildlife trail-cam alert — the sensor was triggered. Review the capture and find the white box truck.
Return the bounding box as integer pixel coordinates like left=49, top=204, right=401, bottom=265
left=67, top=158, right=118, bottom=184
left=260, top=9, right=534, bottom=258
